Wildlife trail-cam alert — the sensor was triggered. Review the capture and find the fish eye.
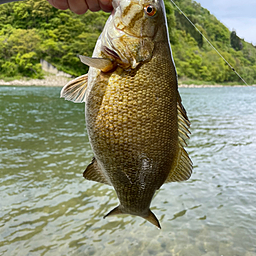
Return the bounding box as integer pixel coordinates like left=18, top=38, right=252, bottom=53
left=144, top=5, right=157, bottom=16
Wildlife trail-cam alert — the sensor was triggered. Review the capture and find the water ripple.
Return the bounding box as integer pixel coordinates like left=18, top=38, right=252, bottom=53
left=0, top=86, right=256, bottom=255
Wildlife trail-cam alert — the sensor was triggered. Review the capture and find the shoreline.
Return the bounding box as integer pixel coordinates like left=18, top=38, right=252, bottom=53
left=178, top=84, right=255, bottom=88
left=0, top=76, right=71, bottom=87
left=0, top=76, right=254, bottom=88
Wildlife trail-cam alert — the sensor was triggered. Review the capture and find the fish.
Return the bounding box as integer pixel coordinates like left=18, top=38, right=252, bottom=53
left=60, top=0, right=192, bottom=229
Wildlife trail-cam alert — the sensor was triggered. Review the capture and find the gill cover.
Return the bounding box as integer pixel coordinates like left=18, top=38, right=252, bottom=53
left=100, top=0, right=166, bottom=69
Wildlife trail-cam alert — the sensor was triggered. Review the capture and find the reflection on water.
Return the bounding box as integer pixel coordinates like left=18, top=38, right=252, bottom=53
left=0, top=86, right=256, bottom=256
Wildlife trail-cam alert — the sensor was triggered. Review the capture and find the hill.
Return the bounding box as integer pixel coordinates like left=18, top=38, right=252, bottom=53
left=0, top=0, right=255, bottom=84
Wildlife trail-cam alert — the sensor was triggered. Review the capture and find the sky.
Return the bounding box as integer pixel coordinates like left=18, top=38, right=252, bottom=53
left=194, top=0, right=256, bottom=45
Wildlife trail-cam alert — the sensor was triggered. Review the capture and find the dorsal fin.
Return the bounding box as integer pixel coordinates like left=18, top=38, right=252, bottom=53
left=165, top=94, right=193, bottom=183
left=177, top=93, right=191, bottom=148
left=60, top=74, right=88, bottom=103
left=165, top=147, right=193, bottom=182
left=83, top=157, right=112, bottom=186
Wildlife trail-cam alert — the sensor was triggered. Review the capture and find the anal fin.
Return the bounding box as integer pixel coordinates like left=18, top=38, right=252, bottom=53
left=83, top=157, right=112, bottom=186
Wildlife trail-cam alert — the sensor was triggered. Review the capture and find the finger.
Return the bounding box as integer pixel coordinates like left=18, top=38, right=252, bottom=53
left=48, top=0, right=69, bottom=10
left=86, top=0, right=101, bottom=12
left=67, top=0, right=89, bottom=14
left=99, top=0, right=113, bottom=12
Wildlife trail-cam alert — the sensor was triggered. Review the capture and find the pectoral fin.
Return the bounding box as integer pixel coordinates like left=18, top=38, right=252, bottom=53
left=83, top=157, right=112, bottom=186
left=60, top=74, right=88, bottom=103
left=79, top=55, right=116, bottom=72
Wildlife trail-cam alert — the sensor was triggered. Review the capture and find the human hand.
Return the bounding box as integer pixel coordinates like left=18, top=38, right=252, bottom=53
left=47, top=0, right=113, bottom=14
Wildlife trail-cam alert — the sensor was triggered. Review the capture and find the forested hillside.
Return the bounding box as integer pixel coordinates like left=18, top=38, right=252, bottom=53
left=0, top=0, right=255, bottom=84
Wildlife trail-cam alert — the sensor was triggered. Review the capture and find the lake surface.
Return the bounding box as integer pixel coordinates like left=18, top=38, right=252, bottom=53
left=0, top=86, right=256, bottom=256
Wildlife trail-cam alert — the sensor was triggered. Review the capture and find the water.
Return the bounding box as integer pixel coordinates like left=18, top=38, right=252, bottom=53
left=0, top=86, right=256, bottom=256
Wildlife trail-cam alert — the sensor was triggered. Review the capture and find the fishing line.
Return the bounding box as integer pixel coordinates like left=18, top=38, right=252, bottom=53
left=169, top=0, right=249, bottom=86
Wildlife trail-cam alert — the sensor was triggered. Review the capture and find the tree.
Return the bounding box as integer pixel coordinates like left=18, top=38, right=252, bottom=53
left=231, top=30, right=243, bottom=51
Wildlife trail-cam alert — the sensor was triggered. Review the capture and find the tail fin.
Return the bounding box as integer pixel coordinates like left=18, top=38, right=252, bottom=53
left=143, top=210, right=161, bottom=229
left=103, top=206, right=123, bottom=218
left=103, top=206, right=161, bottom=229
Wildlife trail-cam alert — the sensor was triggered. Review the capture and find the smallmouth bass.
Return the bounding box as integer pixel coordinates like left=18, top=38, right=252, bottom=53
left=61, top=0, right=192, bottom=228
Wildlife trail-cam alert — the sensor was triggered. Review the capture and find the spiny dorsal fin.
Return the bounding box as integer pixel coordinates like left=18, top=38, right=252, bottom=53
left=177, top=93, right=190, bottom=128
left=83, top=157, right=112, bottom=186
left=79, top=55, right=116, bottom=72
left=60, top=74, right=88, bottom=103
left=177, top=93, right=191, bottom=148
left=165, top=95, right=193, bottom=183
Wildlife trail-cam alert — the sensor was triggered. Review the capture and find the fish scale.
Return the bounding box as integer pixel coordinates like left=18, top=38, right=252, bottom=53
left=60, top=0, right=192, bottom=228
left=87, top=43, right=180, bottom=223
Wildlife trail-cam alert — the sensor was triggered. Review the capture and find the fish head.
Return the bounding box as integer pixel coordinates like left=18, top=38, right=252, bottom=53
left=113, top=0, right=165, bottom=38
left=100, top=0, right=169, bottom=69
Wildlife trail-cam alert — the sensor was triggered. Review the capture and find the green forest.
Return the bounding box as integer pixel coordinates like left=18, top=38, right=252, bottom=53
left=0, top=0, right=256, bottom=84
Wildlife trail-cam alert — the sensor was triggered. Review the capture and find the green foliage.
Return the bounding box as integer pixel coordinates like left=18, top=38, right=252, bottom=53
left=231, top=31, right=243, bottom=51
left=164, top=0, right=176, bottom=44
left=0, top=0, right=255, bottom=84
left=0, top=26, right=43, bottom=78
left=0, top=0, right=108, bottom=78
left=168, top=0, right=256, bottom=84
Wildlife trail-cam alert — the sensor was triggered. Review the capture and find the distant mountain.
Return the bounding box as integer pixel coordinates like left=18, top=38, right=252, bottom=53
left=0, top=0, right=255, bottom=84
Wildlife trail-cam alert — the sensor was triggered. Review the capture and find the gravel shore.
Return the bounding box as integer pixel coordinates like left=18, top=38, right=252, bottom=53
left=0, top=75, right=71, bottom=87
left=0, top=75, right=253, bottom=87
